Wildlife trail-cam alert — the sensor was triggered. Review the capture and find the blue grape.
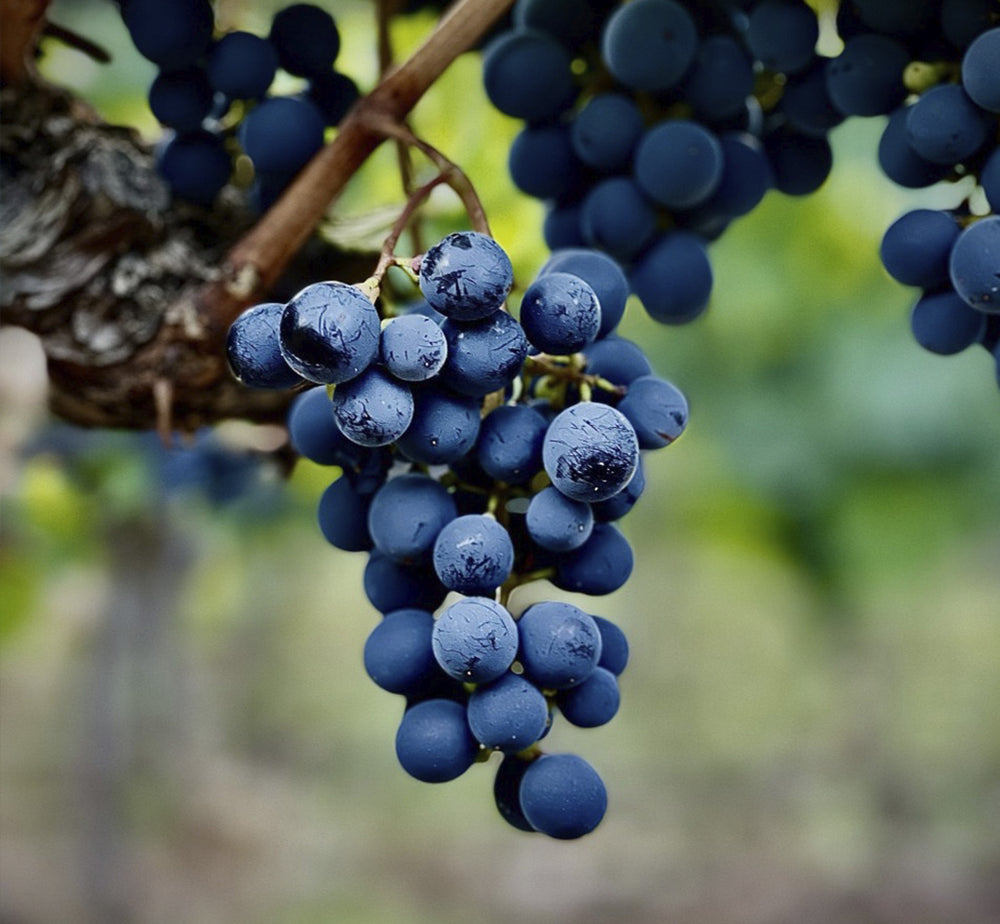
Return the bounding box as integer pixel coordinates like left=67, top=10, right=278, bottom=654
left=631, top=232, right=713, bottom=324
left=517, top=600, right=602, bottom=689
left=543, top=402, right=639, bottom=503
left=287, top=386, right=369, bottom=469
left=395, top=699, right=479, bottom=783
left=554, top=523, right=634, bottom=596
left=332, top=367, right=414, bottom=447
left=439, top=311, right=528, bottom=398
left=853, top=0, right=937, bottom=34
left=519, top=272, right=601, bottom=355
left=825, top=34, right=909, bottom=117
left=539, top=249, right=629, bottom=338
left=494, top=754, right=536, bottom=832
left=226, top=302, right=302, bottom=389
left=905, top=84, right=992, bottom=166
left=279, top=281, right=380, bottom=385
left=508, top=124, right=582, bottom=201
left=593, top=615, right=629, bottom=675
left=432, top=514, right=515, bottom=596
left=634, top=120, right=725, bottom=211
left=306, top=71, right=361, bottom=125
left=395, top=384, right=481, bottom=465
left=526, top=485, right=594, bottom=552
left=240, top=96, right=326, bottom=175
left=476, top=404, right=548, bottom=485
left=701, top=132, right=772, bottom=219
left=616, top=374, right=689, bottom=449
left=877, top=106, right=950, bottom=189
left=513, top=0, right=602, bottom=48
left=949, top=217, right=1000, bottom=313
left=269, top=3, right=341, bottom=78
left=317, top=474, right=374, bottom=552
left=880, top=210, right=961, bottom=289
left=367, top=473, right=456, bottom=563
left=601, top=0, right=697, bottom=92
left=745, top=0, right=819, bottom=75
left=582, top=335, right=653, bottom=397
left=432, top=596, right=519, bottom=683
left=682, top=34, right=755, bottom=120
left=544, top=204, right=586, bottom=251
left=418, top=232, right=513, bottom=320
left=123, top=0, right=214, bottom=70
left=962, top=29, right=1000, bottom=112
left=556, top=667, right=620, bottom=728
left=518, top=753, right=607, bottom=839
left=571, top=93, right=644, bottom=171
left=363, top=551, right=448, bottom=615
left=942, top=0, right=997, bottom=50
left=981, top=149, right=1000, bottom=212
left=148, top=68, right=213, bottom=132
left=780, top=62, right=845, bottom=138
left=763, top=126, right=832, bottom=196
left=482, top=29, right=575, bottom=122
left=363, top=608, right=440, bottom=696
left=467, top=672, right=549, bottom=753
left=579, top=178, right=658, bottom=261
left=380, top=313, right=448, bottom=382
left=156, top=130, right=231, bottom=206
left=207, top=32, right=278, bottom=100
left=910, top=289, right=987, bottom=355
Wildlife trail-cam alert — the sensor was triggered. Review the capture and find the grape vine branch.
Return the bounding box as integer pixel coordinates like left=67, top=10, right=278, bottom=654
left=0, top=0, right=515, bottom=434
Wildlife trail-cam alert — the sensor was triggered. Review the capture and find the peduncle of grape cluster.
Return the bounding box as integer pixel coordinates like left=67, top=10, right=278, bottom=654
left=484, top=0, right=1000, bottom=388
left=227, top=231, right=688, bottom=838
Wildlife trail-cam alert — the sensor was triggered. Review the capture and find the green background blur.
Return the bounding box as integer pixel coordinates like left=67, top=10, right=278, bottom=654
left=1, top=2, right=998, bottom=923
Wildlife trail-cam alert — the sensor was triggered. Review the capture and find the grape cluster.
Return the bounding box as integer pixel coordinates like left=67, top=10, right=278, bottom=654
left=118, top=0, right=358, bottom=207
left=482, top=0, right=1000, bottom=386
left=227, top=231, right=689, bottom=837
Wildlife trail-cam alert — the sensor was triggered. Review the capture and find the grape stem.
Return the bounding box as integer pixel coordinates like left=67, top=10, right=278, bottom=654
left=359, top=117, right=492, bottom=301
left=360, top=112, right=492, bottom=238
left=523, top=354, right=627, bottom=397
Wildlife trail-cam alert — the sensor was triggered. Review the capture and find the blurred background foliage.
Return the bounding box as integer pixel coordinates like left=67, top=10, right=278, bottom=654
left=1, top=1, right=998, bottom=923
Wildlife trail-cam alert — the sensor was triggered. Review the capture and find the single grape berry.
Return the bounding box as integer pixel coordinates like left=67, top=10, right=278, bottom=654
left=432, top=514, right=515, bottom=596
left=269, top=2, right=341, bottom=78
left=395, top=385, right=481, bottom=465
left=418, top=232, right=513, bottom=320
left=616, top=375, right=689, bottom=449
left=394, top=699, right=479, bottom=783
left=525, top=486, right=594, bottom=552
left=331, top=367, right=414, bottom=447
left=432, top=596, right=519, bottom=684
left=226, top=302, right=302, bottom=389
left=542, top=402, right=639, bottom=503
left=556, top=667, right=621, bottom=728
left=520, top=272, right=601, bottom=355
left=380, top=313, right=448, bottom=382
left=207, top=31, right=279, bottom=100
left=950, top=217, right=1000, bottom=313
left=517, top=600, right=602, bottom=690
left=518, top=753, right=608, bottom=839
left=439, top=311, right=529, bottom=398
left=475, top=404, right=548, bottom=485
left=279, top=281, right=380, bottom=385
left=467, top=672, right=550, bottom=753
left=367, top=473, right=456, bottom=563
left=363, top=608, right=440, bottom=697
left=317, top=475, right=374, bottom=552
